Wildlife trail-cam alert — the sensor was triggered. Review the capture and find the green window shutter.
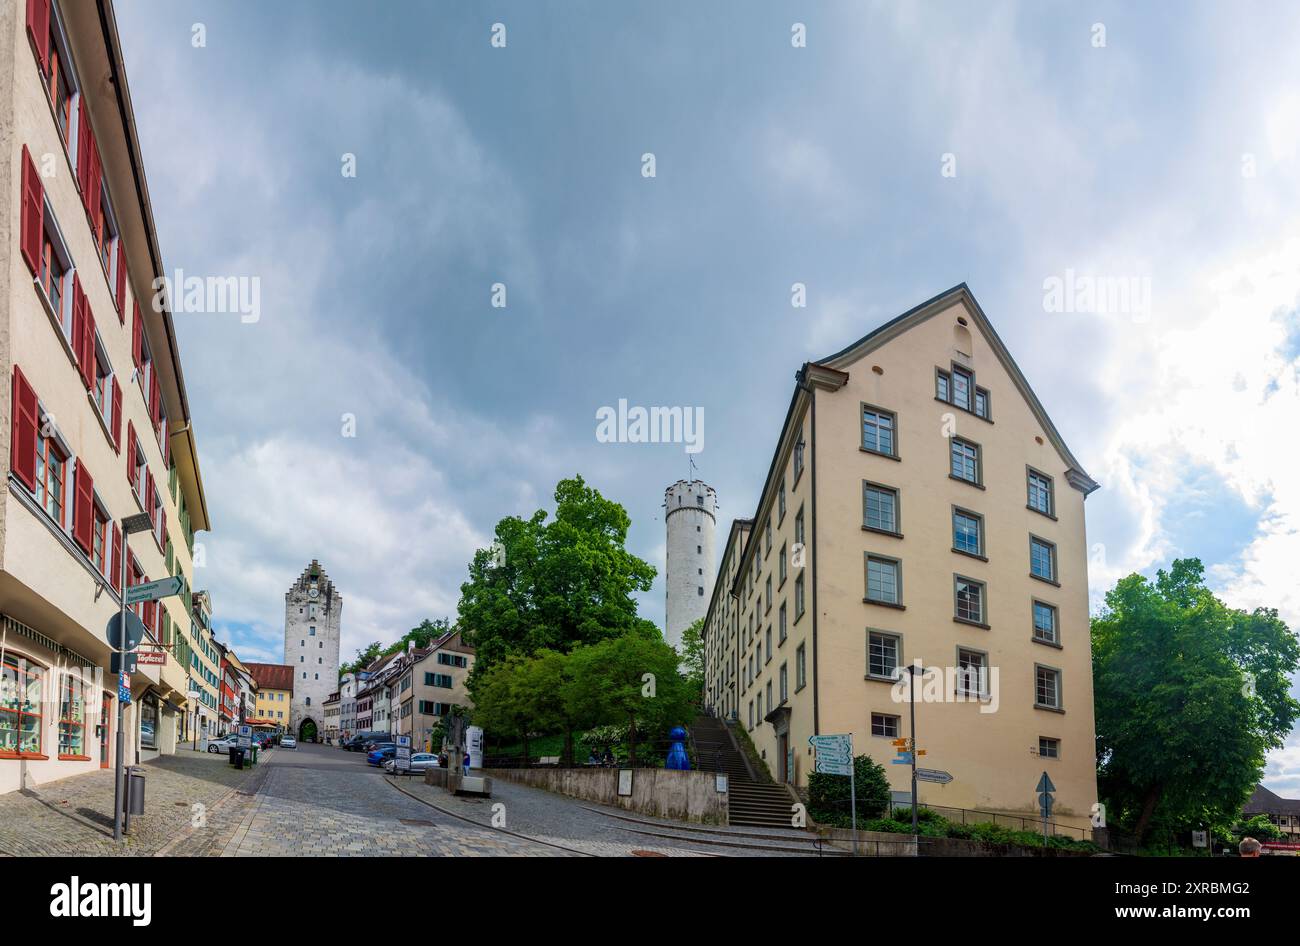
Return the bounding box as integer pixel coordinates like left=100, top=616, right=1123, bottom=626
left=166, top=540, right=174, bottom=573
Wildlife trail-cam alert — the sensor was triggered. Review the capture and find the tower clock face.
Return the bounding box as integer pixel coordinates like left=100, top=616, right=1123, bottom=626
left=309, top=587, right=319, bottom=599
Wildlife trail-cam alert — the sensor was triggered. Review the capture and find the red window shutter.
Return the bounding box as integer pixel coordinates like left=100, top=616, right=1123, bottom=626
left=73, top=461, right=94, bottom=553
left=10, top=365, right=40, bottom=491
left=126, top=420, right=136, bottom=490
left=26, top=0, right=50, bottom=75
left=132, top=301, right=143, bottom=369
left=76, top=104, right=93, bottom=207
left=110, top=375, right=122, bottom=450
left=115, top=241, right=127, bottom=317
left=19, top=145, right=43, bottom=276
left=146, top=474, right=155, bottom=524
left=110, top=522, right=122, bottom=592
left=159, top=506, right=167, bottom=547
left=81, top=296, right=97, bottom=391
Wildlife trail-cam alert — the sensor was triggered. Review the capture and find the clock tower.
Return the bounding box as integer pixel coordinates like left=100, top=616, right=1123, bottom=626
left=283, top=560, right=342, bottom=741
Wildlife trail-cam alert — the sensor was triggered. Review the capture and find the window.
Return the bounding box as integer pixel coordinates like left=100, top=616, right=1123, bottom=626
left=1039, top=737, right=1060, bottom=759
left=867, top=631, right=901, bottom=680
left=936, top=369, right=950, bottom=402
left=955, top=576, right=985, bottom=624
left=1035, top=666, right=1061, bottom=709
left=140, top=695, right=158, bottom=750
left=794, top=507, right=805, bottom=548
left=1033, top=601, right=1058, bottom=644
left=778, top=480, right=786, bottom=521
left=1, top=656, right=44, bottom=756
left=863, top=483, right=899, bottom=534
left=765, top=625, right=772, bottom=662
left=765, top=576, right=772, bottom=612
left=794, top=574, right=805, bottom=620
left=748, top=700, right=754, bottom=729
left=974, top=388, right=989, bottom=419
left=35, top=430, right=68, bottom=526
left=871, top=713, right=900, bottom=738
left=91, top=501, right=109, bottom=574
left=1027, top=470, right=1054, bottom=516
left=57, top=673, right=88, bottom=758
left=952, top=508, right=982, bottom=556
left=779, top=602, right=787, bottom=643
left=865, top=555, right=900, bottom=605
left=438, top=653, right=469, bottom=668
left=765, top=520, right=772, bottom=554
left=956, top=648, right=988, bottom=697
left=779, top=544, right=787, bottom=584
left=861, top=405, right=896, bottom=456
left=43, top=18, right=75, bottom=146
left=951, top=367, right=972, bottom=411
left=38, top=218, right=69, bottom=323
left=425, top=672, right=453, bottom=688
left=779, top=663, right=788, bottom=703
left=765, top=681, right=772, bottom=712
left=795, top=644, right=806, bottom=691
left=950, top=438, right=981, bottom=484
left=793, top=435, right=805, bottom=481
left=309, top=627, right=316, bottom=635
left=1030, top=537, right=1056, bottom=582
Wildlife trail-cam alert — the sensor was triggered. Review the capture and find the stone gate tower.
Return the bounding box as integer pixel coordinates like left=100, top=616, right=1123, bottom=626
left=284, top=560, right=342, bottom=740
left=663, top=480, right=717, bottom=647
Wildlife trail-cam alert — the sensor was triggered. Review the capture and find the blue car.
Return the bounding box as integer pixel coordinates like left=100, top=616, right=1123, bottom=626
left=366, top=744, right=396, bottom=766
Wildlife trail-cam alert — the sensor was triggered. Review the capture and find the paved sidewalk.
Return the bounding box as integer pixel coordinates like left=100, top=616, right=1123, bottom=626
left=0, top=746, right=261, bottom=857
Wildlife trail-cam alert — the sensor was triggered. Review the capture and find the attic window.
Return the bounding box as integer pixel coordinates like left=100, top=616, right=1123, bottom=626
left=871, top=365, right=883, bottom=375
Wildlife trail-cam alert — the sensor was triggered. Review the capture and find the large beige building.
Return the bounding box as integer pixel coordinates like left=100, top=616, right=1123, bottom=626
left=1, top=0, right=210, bottom=791
left=702, top=285, right=1100, bottom=831
left=395, top=630, right=475, bottom=752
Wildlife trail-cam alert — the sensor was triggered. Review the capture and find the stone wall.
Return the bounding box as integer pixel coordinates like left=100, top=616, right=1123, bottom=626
left=484, top=767, right=728, bottom=824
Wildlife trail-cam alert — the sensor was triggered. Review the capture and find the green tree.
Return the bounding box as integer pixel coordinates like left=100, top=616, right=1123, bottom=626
left=457, top=476, right=660, bottom=693
left=1092, top=559, right=1299, bottom=843
left=1230, top=813, right=1283, bottom=843
left=679, top=618, right=705, bottom=699
left=470, top=656, right=536, bottom=760
left=564, top=634, right=692, bottom=766
left=342, top=641, right=384, bottom=676
left=806, top=754, right=891, bottom=825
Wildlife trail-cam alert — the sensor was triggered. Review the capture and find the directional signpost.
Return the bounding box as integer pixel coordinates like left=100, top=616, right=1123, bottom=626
left=1037, top=771, right=1056, bottom=847
left=124, top=576, right=184, bottom=605
left=916, top=768, right=953, bottom=785
left=810, top=734, right=855, bottom=852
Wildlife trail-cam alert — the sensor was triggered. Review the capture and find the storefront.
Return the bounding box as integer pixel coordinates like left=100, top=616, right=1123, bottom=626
left=1, top=615, right=111, bottom=794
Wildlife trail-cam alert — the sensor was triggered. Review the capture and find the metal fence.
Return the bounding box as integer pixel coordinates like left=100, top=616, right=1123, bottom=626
left=484, top=739, right=705, bottom=771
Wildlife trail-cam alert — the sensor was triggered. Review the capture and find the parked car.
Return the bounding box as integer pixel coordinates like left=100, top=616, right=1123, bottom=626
left=383, top=752, right=438, bottom=774
left=366, top=744, right=396, bottom=766
left=207, top=735, right=238, bottom=754
left=343, top=732, right=391, bottom=752
left=282, top=735, right=297, bottom=749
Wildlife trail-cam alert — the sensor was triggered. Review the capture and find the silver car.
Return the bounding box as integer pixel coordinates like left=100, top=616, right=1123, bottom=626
left=281, top=735, right=297, bottom=749
left=384, top=752, right=438, bottom=774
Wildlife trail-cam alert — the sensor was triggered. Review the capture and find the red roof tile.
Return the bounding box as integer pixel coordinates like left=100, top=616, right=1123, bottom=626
left=243, top=663, right=295, bottom=693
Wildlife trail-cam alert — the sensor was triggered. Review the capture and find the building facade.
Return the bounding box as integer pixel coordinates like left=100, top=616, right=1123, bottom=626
left=663, top=479, right=716, bottom=647
left=397, top=631, right=475, bottom=752
left=701, top=285, right=1100, bottom=832
left=1, top=0, right=211, bottom=792
left=244, top=662, right=292, bottom=731
left=284, top=560, right=340, bottom=741
left=1243, top=785, right=1300, bottom=843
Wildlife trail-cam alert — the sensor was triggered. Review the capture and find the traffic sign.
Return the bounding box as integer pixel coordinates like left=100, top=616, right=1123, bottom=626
left=1192, top=830, right=1208, bottom=849
left=1036, top=771, right=1056, bottom=794
left=395, top=734, right=412, bottom=772
left=106, top=610, right=147, bottom=651
left=809, top=734, right=853, bottom=776
left=125, top=576, right=184, bottom=605
left=118, top=671, right=132, bottom=705
left=892, top=753, right=913, bottom=764
left=916, top=768, right=953, bottom=784
left=238, top=724, right=252, bottom=749
left=110, top=652, right=138, bottom=675
left=1038, top=792, right=1055, bottom=814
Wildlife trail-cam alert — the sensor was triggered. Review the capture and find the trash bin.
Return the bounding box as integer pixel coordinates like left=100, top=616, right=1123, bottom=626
left=230, top=747, right=245, bottom=769
left=124, top=766, right=146, bottom=816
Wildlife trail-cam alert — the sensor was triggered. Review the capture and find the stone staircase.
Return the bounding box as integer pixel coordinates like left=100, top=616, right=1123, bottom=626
left=691, top=716, right=801, bottom=830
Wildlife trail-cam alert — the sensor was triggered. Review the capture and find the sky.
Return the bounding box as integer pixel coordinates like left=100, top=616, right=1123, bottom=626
left=114, top=1, right=1300, bottom=793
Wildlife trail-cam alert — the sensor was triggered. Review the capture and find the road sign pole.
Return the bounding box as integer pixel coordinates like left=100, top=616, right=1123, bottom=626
left=849, top=732, right=857, bottom=856
left=113, top=531, right=127, bottom=842
left=909, top=665, right=918, bottom=836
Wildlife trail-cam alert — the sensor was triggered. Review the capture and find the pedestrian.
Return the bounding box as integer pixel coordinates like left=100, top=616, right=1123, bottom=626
left=1239, top=837, right=1262, bottom=858
left=463, top=750, right=471, bottom=776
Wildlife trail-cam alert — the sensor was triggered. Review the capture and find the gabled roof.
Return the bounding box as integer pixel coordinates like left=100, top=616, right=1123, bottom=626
left=817, top=283, right=1098, bottom=493
left=1244, top=784, right=1300, bottom=815
left=243, top=662, right=295, bottom=693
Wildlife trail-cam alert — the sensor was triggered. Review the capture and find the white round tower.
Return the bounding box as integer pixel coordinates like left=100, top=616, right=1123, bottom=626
left=664, top=479, right=717, bottom=646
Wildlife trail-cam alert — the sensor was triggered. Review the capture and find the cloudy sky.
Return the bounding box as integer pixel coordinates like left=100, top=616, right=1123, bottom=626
left=115, top=1, right=1300, bottom=792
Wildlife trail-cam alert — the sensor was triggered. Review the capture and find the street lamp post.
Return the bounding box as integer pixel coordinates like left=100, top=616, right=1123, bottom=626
left=113, top=512, right=155, bottom=843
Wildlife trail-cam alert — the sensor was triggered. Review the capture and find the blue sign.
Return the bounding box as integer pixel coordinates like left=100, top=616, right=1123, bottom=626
left=891, top=754, right=913, bottom=765
left=118, top=671, right=131, bottom=706
left=809, top=734, right=853, bottom=775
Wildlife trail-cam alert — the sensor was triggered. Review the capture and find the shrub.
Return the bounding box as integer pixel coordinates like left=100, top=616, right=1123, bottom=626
left=807, top=754, right=891, bottom=824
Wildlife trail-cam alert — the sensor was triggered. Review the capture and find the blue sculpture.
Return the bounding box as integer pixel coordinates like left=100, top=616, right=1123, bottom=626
left=665, top=726, right=691, bottom=770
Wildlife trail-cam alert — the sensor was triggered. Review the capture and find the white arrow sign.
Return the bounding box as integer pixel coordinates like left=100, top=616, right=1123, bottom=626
left=125, top=576, right=184, bottom=605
